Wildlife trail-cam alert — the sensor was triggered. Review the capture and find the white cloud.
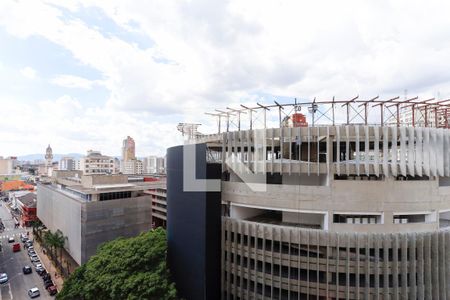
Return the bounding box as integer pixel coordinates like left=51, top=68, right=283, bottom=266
left=0, top=95, right=181, bottom=156
left=2, top=1, right=450, bottom=155
left=20, top=66, right=36, bottom=79
left=51, top=74, right=97, bottom=89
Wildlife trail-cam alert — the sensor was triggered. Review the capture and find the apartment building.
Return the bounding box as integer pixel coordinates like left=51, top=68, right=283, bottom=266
left=81, top=150, right=115, bottom=175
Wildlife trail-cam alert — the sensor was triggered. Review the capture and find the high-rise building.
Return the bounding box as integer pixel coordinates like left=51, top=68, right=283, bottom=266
left=122, top=136, right=136, bottom=161
left=167, top=100, right=450, bottom=300
left=120, top=136, right=143, bottom=174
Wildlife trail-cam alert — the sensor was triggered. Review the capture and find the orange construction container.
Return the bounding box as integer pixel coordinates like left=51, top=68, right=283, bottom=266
left=291, top=113, right=308, bottom=127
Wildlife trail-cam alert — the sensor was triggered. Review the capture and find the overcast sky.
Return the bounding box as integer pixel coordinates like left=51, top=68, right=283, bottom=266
left=1, top=0, right=450, bottom=157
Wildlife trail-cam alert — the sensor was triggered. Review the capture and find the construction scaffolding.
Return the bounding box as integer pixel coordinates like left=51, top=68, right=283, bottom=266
left=205, top=96, right=450, bottom=133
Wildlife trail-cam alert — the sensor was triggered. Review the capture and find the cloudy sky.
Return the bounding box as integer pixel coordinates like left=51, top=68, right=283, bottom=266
left=0, top=0, right=449, bottom=157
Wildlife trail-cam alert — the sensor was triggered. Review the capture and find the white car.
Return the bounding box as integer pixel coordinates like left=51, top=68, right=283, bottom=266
left=28, top=287, right=40, bottom=298
left=0, top=273, right=8, bottom=284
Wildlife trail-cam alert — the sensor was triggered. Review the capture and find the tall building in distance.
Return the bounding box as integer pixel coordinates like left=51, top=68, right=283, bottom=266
left=167, top=98, right=450, bottom=300
left=120, top=136, right=143, bottom=174
left=59, top=157, right=75, bottom=171
left=122, top=136, right=136, bottom=161
left=143, top=155, right=166, bottom=174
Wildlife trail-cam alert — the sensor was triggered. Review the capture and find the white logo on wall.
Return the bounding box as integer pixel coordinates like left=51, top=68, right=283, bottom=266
left=183, top=130, right=267, bottom=192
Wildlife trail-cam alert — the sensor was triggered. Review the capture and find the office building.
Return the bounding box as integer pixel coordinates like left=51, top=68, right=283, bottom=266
left=37, top=171, right=153, bottom=265
left=167, top=99, right=450, bottom=300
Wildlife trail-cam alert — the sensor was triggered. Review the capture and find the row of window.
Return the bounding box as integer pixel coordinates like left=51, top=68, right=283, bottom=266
left=225, top=233, right=414, bottom=261
left=225, top=267, right=413, bottom=290
left=99, top=191, right=132, bottom=201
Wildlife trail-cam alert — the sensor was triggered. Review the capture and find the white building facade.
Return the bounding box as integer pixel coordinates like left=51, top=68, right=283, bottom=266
left=81, top=150, right=115, bottom=175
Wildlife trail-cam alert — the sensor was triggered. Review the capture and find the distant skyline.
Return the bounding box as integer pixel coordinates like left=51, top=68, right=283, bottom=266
left=2, top=1, right=450, bottom=155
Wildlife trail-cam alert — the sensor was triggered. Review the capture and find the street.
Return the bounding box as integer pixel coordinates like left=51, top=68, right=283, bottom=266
left=0, top=203, right=53, bottom=300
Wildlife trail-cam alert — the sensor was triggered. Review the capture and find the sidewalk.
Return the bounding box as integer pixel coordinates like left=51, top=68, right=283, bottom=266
left=32, top=234, right=65, bottom=291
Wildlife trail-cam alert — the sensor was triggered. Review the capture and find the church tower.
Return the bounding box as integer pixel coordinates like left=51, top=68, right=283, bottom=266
left=45, top=144, right=53, bottom=176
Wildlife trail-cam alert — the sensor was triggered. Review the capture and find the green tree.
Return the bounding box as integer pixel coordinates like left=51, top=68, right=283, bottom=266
left=30, top=220, right=43, bottom=237
left=53, top=229, right=66, bottom=264
left=43, top=230, right=57, bottom=260
left=57, top=228, right=177, bottom=300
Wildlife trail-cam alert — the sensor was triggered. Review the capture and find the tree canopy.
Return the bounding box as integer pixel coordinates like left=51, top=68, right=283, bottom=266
left=57, top=228, right=177, bottom=300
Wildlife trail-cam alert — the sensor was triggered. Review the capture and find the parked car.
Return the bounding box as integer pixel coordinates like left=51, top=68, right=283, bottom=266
left=42, top=274, right=51, bottom=281
left=30, top=256, right=40, bottom=263
left=25, top=241, right=33, bottom=247
left=8, top=237, right=14, bottom=243
left=0, top=273, right=8, bottom=284
left=47, top=285, right=57, bottom=296
left=28, top=287, right=40, bottom=298
left=12, top=243, right=20, bottom=252
left=23, top=266, right=32, bottom=275
left=26, top=245, right=34, bottom=251
left=36, top=268, right=46, bottom=276
left=22, top=237, right=29, bottom=243
left=44, top=280, right=54, bottom=289
left=28, top=250, right=36, bottom=256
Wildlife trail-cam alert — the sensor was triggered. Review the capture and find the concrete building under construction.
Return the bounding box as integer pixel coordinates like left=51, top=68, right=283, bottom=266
left=167, top=96, right=450, bottom=300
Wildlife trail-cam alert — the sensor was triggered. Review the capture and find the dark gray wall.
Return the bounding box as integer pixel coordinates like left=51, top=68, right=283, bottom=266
left=167, top=144, right=221, bottom=300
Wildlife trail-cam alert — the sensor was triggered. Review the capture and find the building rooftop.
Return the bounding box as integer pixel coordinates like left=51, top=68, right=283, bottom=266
left=16, top=193, right=37, bottom=208
left=1, top=180, right=34, bottom=192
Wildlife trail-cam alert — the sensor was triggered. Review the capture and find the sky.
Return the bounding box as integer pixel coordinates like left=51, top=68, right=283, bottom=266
left=1, top=0, right=450, bottom=157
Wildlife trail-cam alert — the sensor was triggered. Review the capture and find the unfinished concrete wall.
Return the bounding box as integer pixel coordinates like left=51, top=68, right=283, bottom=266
left=222, top=217, right=450, bottom=300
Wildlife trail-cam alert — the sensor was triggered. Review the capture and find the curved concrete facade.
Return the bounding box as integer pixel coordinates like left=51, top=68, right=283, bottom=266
left=216, top=125, right=450, bottom=299
left=223, top=218, right=450, bottom=299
